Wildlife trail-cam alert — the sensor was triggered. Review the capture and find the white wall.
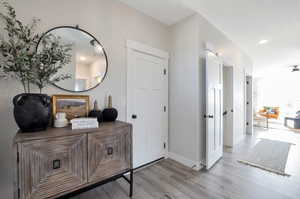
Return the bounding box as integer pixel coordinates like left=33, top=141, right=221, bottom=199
left=169, top=14, right=252, bottom=167
left=0, top=0, right=170, bottom=198
left=169, top=15, right=201, bottom=166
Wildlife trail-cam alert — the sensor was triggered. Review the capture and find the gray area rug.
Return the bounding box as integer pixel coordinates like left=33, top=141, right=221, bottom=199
left=238, top=139, right=292, bottom=176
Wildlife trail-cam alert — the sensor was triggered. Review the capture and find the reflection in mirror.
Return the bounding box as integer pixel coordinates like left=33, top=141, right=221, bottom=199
left=38, top=27, right=108, bottom=92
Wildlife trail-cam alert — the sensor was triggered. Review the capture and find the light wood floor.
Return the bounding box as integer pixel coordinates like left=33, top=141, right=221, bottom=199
left=72, top=128, right=300, bottom=199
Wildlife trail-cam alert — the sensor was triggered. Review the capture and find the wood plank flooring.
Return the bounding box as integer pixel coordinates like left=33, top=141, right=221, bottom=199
left=72, top=128, right=300, bottom=199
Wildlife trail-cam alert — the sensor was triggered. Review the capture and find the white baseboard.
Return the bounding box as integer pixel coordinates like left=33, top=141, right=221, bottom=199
left=168, top=152, right=203, bottom=171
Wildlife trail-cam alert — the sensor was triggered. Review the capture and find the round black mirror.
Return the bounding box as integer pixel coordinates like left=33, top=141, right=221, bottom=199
left=37, top=26, right=108, bottom=92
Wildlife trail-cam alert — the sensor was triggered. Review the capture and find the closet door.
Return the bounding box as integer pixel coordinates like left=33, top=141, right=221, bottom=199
left=127, top=41, right=168, bottom=168
left=223, top=66, right=234, bottom=147
left=205, top=50, right=223, bottom=169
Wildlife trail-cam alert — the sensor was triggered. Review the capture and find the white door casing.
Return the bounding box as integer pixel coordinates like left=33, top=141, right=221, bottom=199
left=246, top=76, right=253, bottom=135
left=126, top=40, right=168, bottom=168
left=205, top=50, right=223, bottom=169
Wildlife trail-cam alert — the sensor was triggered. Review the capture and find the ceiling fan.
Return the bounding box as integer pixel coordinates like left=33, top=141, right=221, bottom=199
left=290, top=65, right=300, bottom=72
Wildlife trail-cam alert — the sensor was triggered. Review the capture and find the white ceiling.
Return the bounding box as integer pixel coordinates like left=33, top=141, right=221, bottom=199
left=182, top=0, right=300, bottom=76
left=117, top=0, right=195, bottom=26
left=117, top=0, right=300, bottom=76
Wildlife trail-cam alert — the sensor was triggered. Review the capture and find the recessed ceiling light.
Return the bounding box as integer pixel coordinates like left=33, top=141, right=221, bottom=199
left=258, top=40, right=268, bottom=45
left=80, top=56, right=86, bottom=61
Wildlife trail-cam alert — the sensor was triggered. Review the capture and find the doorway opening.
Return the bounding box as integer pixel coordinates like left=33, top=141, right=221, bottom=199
left=253, top=71, right=300, bottom=133
left=223, top=66, right=251, bottom=148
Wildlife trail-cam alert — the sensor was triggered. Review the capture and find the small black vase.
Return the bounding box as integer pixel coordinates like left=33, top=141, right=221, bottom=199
left=13, top=93, right=51, bottom=132
left=89, top=100, right=103, bottom=123
left=103, top=108, right=118, bottom=122
left=103, top=95, right=118, bottom=122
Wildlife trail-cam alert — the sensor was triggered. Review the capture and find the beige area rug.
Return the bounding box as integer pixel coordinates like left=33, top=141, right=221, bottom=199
left=238, top=139, right=293, bottom=176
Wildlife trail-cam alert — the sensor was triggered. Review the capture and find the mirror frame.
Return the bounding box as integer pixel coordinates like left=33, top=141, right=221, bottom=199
left=37, top=25, right=108, bottom=93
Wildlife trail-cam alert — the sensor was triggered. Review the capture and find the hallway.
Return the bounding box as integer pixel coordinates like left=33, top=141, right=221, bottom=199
left=72, top=128, right=300, bottom=199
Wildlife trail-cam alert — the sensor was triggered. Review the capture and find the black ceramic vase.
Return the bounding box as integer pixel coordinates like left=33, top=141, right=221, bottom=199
left=103, top=95, right=118, bottom=122
left=89, top=100, right=103, bottom=123
left=13, top=93, right=51, bottom=132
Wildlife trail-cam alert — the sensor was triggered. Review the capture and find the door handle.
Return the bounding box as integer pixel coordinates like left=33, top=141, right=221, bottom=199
left=132, top=114, right=137, bottom=119
left=53, top=159, right=61, bottom=170
left=107, top=147, right=114, bottom=155
left=223, top=111, right=228, bottom=116
left=205, top=115, right=214, bottom=118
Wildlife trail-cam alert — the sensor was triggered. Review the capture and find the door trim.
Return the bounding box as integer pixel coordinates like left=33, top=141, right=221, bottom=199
left=126, top=40, right=169, bottom=60
left=126, top=40, right=169, bottom=163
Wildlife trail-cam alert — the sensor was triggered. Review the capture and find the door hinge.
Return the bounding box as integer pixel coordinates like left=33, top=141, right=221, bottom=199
left=163, top=142, right=166, bottom=149
left=163, top=106, right=167, bottom=112
left=163, top=68, right=167, bottom=75
left=17, top=152, right=19, bottom=163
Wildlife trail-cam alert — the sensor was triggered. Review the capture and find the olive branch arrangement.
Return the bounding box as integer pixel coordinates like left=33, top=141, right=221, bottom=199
left=0, top=1, right=72, bottom=93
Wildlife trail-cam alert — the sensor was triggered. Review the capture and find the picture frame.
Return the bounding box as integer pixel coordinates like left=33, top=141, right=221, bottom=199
left=52, top=95, right=90, bottom=120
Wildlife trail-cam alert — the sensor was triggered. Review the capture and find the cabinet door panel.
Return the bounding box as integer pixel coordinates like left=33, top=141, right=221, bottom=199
left=19, top=135, right=87, bottom=199
left=88, top=127, right=131, bottom=183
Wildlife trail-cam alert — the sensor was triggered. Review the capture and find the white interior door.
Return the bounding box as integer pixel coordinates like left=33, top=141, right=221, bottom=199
left=127, top=42, right=168, bottom=168
left=223, top=66, right=234, bottom=147
left=205, top=50, right=223, bottom=169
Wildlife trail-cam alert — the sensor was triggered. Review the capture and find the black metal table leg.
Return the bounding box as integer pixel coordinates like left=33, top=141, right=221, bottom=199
left=121, top=169, right=134, bottom=197
left=129, top=169, right=133, bottom=197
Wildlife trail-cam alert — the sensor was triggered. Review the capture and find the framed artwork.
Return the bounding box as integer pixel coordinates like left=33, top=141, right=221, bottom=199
left=52, top=95, right=90, bottom=120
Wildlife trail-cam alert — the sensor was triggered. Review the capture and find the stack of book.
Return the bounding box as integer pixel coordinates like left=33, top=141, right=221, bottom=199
left=70, top=118, right=99, bottom=130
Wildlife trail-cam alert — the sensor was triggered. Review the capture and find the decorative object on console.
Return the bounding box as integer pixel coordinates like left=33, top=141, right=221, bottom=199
left=37, top=26, right=108, bottom=92
left=0, top=2, right=72, bottom=132
left=54, top=112, right=68, bottom=128
left=70, top=118, right=99, bottom=130
left=103, top=95, right=118, bottom=122
left=13, top=93, right=51, bottom=132
left=52, top=95, right=90, bottom=120
left=89, top=100, right=103, bottom=123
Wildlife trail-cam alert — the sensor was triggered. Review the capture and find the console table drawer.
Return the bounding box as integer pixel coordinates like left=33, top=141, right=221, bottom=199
left=18, top=135, right=87, bottom=199
left=88, top=127, right=131, bottom=183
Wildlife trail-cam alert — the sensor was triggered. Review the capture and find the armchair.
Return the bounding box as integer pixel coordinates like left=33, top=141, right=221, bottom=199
left=258, top=106, right=280, bottom=128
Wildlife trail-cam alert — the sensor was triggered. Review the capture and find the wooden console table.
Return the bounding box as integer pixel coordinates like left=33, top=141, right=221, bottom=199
left=13, top=121, right=133, bottom=199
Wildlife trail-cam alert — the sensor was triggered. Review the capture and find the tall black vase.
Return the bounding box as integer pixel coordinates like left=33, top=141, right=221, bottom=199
left=89, top=100, right=103, bottom=123
left=13, top=93, right=51, bottom=133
